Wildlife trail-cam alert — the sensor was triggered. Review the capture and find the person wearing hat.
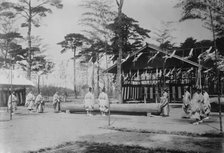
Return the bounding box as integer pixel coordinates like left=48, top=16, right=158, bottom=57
left=201, top=89, right=211, bottom=120
left=53, top=91, right=61, bottom=113
left=25, top=90, right=35, bottom=112
left=160, top=87, right=169, bottom=117
left=98, top=87, right=109, bottom=116
left=190, top=88, right=204, bottom=125
left=35, top=92, right=45, bottom=113
left=182, top=87, right=191, bottom=118
left=8, top=91, right=18, bottom=114
left=84, top=87, right=94, bottom=116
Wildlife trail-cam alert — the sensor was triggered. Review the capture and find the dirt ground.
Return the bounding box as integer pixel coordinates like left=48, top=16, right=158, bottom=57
left=0, top=104, right=224, bottom=153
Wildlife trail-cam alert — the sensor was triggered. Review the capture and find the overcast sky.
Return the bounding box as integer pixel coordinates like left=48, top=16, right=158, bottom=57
left=25, top=0, right=214, bottom=88
left=30, top=0, right=212, bottom=63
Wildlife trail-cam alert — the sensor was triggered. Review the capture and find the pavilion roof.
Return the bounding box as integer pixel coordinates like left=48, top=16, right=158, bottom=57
left=105, top=43, right=214, bottom=73
left=0, top=69, right=35, bottom=88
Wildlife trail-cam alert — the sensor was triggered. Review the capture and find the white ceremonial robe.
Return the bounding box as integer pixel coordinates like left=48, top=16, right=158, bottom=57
left=98, top=92, right=109, bottom=112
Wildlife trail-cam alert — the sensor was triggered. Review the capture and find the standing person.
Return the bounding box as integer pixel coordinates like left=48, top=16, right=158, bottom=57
left=8, top=91, right=18, bottom=114
left=160, top=88, right=169, bottom=117
left=190, top=88, right=204, bottom=125
left=98, top=88, right=109, bottom=116
left=25, top=90, right=35, bottom=112
left=84, top=87, right=94, bottom=116
left=53, top=91, right=61, bottom=113
left=35, top=92, right=44, bottom=113
left=202, top=89, right=211, bottom=120
left=182, top=87, right=191, bottom=118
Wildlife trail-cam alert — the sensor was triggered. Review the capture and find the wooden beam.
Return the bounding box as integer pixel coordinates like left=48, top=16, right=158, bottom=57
left=147, top=44, right=201, bottom=68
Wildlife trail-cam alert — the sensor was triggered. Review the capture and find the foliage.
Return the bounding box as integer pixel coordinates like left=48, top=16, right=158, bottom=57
left=177, top=36, right=224, bottom=71
left=32, top=85, right=74, bottom=97
left=0, top=0, right=63, bottom=79
left=79, top=0, right=116, bottom=96
left=0, top=0, right=63, bottom=27
left=153, top=21, right=175, bottom=50
left=13, top=36, right=55, bottom=75
left=176, top=1, right=224, bottom=71
left=58, top=33, right=89, bottom=97
left=108, top=13, right=151, bottom=61
left=0, top=32, right=23, bottom=67
left=179, top=37, right=198, bottom=49
left=0, top=9, right=23, bottom=68
left=176, top=0, right=224, bottom=37
left=58, top=33, right=89, bottom=53
left=78, top=40, right=109, bottom=63
left=79, top=0, right=116, bottom=42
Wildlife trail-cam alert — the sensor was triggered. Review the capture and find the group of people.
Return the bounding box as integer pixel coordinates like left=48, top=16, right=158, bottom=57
left=7, top=90, right=63, bottom=114
left=7, top=90, right=45, bottom=114
left=25, top=91, right=62, bottom=113
left=25, top=91, right=45, bottom=113
left=182, top=87, right=211, bottom=125
left=83, top=87, right=109, bottom=116
left=7, top=86, right=211, bottom=124
left=157, top=86, right=211, bottom=123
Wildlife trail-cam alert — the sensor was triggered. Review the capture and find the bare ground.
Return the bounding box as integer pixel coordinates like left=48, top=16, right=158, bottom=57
left=0, top=104, right=224, bottom=153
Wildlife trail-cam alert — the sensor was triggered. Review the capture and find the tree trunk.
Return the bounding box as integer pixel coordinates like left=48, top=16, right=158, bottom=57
left=92, top=62, right=95, bottom=92
left=106, top=54, right=110, bottom=93
left=116, top=0, right=124, bottom=104
left=73, top=47, right=77, bottom=98
left=37, top=75, right=40, bottom=93
left=4, top=40, right=9, bottom=67
left=117, top=47, right=122, bottom=103
left=96, top=52, right=100, bottom=97
left=27, top=0, right=32, bottom=80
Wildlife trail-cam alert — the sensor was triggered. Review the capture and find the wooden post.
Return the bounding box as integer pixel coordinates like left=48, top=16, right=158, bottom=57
left=108, top=99, right=111, bottom=126
left=73, top=46, right=77, bottom=98
left=37, top=75, right=40, bottom=93
left=10, top=64, right=13, bottom=120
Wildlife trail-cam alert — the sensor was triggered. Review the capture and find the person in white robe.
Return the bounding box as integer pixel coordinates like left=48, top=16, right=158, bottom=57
left=98, top=88, right=109, bottom=116
left=35, top=92, right=44, bottom=113
left=182, top=87, right=191, bottom=118
left=84, top=87, right=94, bottom=116
left=160, top=88, right=169, bottom=117
left=190, top=88, right=204, bottom=125
left=53, top=92, right=61, bottom=113
left=8, top=91, right=18, bottom=114
left=25, top=91, right=35, bottom=112
left=202, top=90, right=211, bottom=120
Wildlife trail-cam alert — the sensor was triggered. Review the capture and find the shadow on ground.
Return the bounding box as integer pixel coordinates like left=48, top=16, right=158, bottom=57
left=28, top=141, right=210, bottom=153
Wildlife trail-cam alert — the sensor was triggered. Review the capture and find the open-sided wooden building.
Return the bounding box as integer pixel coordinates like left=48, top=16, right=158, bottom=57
left=106, top=43, right=221, bottom=103
left=0, top=69, right=34, bottom=106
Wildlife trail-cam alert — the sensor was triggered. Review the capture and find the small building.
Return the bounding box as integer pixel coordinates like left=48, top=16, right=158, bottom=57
left=106, top=43, right=221, bottom=103
left=0, top=69, right=34, bottom=106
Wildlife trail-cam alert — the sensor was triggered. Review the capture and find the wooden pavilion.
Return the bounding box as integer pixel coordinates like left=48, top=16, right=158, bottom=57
left=0, top=69, right=34, bottom=106
left=106, top=43, right=220, bottom=103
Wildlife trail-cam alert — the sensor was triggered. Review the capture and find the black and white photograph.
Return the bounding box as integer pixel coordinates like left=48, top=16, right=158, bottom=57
left=0, top=0, right=224, bottom=152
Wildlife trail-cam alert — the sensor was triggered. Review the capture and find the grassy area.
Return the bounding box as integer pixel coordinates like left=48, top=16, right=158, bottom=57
left=28, top=141, right=209, bottom=153
left=107, top=127, right=224, bottom=138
